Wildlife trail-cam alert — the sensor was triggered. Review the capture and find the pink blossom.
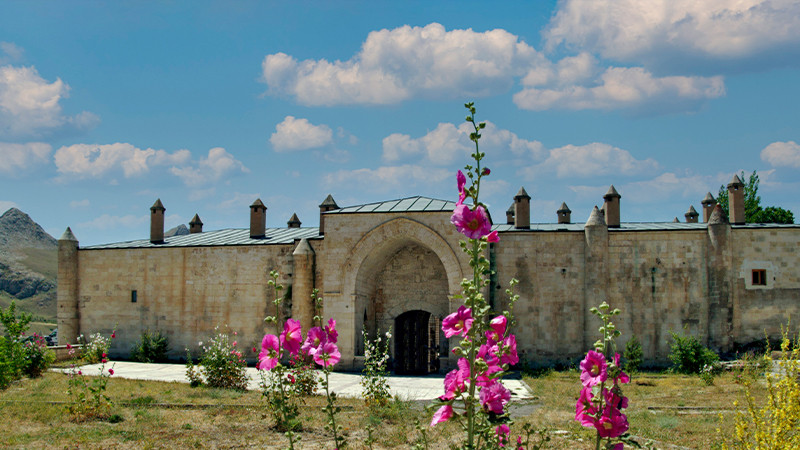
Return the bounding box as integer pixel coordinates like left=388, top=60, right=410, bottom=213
left=111, top=332, right=116, bottom=339
left=302, top=327, right=326, bottom=356
left=280, top=319, right=303, bottom=356
left=258, top=334, right=280, bottom=370
left=487, top=316, right=507, bottom=344
left=476, top=344, right=503, bottom=386
left=613, top=353, right=630, bottom=384
left=498, top=335, right=519, bottom=366
left=440, top=358, right=470, bottom=400
left=430, top=404, right=453, bottom=426
left=595, top=408, right=629, bottom=438
left=456, top=170, right=467, bottom=204
left=575, top=386, right=598, bottom=427
left=495, top=424, right=510, bottom=447
left=606, top=388, right=629, bottom=410
left=479, top=379, right=511, bottom=414
left=580, top=350, right=608, bottom=387
left=108, top=368, right=114, bottom=376
left=442, top=305, right=473, bottom=338
left=325, top=318, right=338, bottom=343
left=486, top=230, right=499, bottom=243
left=313, top=342, right=340, bottom=368
left=482, top=167, right=491, bottom=176
left=451, top=204, right=492, bottom=239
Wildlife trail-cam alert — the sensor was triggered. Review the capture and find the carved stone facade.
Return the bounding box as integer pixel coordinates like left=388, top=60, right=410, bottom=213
left=58, top=191, right=800, bottom=372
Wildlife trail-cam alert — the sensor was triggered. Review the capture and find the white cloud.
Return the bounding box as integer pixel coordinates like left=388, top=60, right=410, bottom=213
left=544, top=0, right=800, bottom=72
left=270, top=116, right=333, bottom=151
left=323, top=165, right=451, bottom=192
left=761, top=141, right=800, bottom=168
left=169, top=147, right=249, bottom=187
left=0, top=142, right=51, bottom=174
left=514, top=67, right=725, bottom=112
left=78, top=214, right=148, bottom=231
left=0, top=65, right=97, bottom=137
left=0, top=42, right=24, bottom=64
left=54, top=143, right=191, bottom=179
left=524, top=143, right=659, bottom=179
left=261, top=23, right=545, bottom=106
left=382, top=121, right=543, bottom=165
left=69, top=199, right=90, bottom=208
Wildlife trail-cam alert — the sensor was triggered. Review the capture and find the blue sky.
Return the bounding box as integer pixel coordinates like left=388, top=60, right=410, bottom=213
left=1, top=0, right=799, bottom=245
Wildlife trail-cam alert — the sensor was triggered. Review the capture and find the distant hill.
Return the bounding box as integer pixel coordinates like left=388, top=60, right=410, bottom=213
left=165, top=224, right=189, bottom=237
left=0, top=208, right=57, bottom=323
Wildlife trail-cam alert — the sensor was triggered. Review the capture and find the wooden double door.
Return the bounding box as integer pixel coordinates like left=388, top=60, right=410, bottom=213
left=394, top=310, right=441, bottom=375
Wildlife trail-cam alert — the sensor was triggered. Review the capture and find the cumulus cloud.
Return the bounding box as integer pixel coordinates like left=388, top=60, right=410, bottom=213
left=382, top=121, right=543, bottom=165
left=54, top=143, right=191, bottom=179
left=524, top=143, right=659, bottom=179
left=514, top=66, right=725, bottom=112
left=169, top=147, right=249, bottom=187
left=323, top=165, right=451, bottom=192
left=0, top=142, right=51, bottom=174
left=0, top=42, right=24, bottom=64
left=544, top=0, right=800, bottom=72
left=761, top=141, right=800, bottom=168
left=270, top=116, right=334, bottom=151
left=0, top=65, right=98, bottom=137
left=261, top=23, right=545, bottom=106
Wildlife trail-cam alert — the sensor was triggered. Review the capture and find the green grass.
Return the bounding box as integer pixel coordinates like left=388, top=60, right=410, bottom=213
left=0, top=370, right=765, bottom=449
left=18, top=247, right=57, bottom=280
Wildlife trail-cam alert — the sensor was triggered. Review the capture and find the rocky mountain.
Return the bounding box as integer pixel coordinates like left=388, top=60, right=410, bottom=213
left=165, top=224, right=189, bottom=237
left=0, top=208, right=58, bottom=321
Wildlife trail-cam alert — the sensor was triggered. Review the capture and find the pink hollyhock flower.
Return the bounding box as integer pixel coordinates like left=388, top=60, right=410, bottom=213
left=495, top=424, right=510, bottom=446
left=108, top=368, right=114, bottom=376
left=111, top=332, right=116, bottom=339
left=595, top=408, right=629, bottom=438
left=456, top=170, right=467, bottom=204
left=77, top=370, right=82, bottom=375
left=451, top=204, right=492, bottom=239
left=575, top=386, right=599, bottom=427
left=102, top=353, right=107, bottom=358
left=252, top=347, right=257, bottom=353
left=606, top=388, right=629, bottom=410
left=482, top=167, right=491, bottom=176
left=302, top=327, right=326, bottom=356
left=499, top=335, right=519, bottom=366
left=314, top=342, right=341, bottom=368
left=258, top=334, right=280, bottom=370
left=480, top=379, right=511, bottom=414
left=430, top=404, right=453, bottom=426
left=101, top=358, right=108, bottom=363
left=442, top=305, right=473, bottom=338
left=66, top=343, right=72, bottom=349
left=280, top=319, right=303, bottom=356
left=325, top=318, right=338, bottom=343
left=487, top=230, right=499, bottom=243
left=487, top=316, right=507, bottom=344
left=441, top=357, right=470, bottom=400
left=613, top=353, right=630, bottom=384
left=476, top=344, right=503, bottom=386
left=580, top=350, right=608, bottom=387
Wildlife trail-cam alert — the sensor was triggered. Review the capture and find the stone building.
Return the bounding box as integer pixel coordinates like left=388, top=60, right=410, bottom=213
left=58, top=175, right=800, bottom=372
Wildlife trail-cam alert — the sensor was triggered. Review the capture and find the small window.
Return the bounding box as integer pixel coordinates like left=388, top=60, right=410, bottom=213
left=752, top=269, right=767, bottom=286
left=131, top=290, right=138, bottom=303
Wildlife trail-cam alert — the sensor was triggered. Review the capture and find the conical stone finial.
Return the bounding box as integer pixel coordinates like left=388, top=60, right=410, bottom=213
left=59, top=227, right=78, bottom=242
left=673, top=217, right=680, bottom=223
left=586, top=206, right=605, bottom=227
left=709, top=203, right=729, bottom=225
left=151, top=198, right=165, bottom=211
left=319, top=194, right=339, bottom=210
left=603, top=185, right=621, bottom=199
left=702, top=192, right=716, bottom=205
left=514, top=187, right=531, bottom=200
left=287, top=213, right=302, bottom=228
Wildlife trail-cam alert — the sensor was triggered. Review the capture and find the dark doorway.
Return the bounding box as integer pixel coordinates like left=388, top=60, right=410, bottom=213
left=394, top=310, right=440, bottom=375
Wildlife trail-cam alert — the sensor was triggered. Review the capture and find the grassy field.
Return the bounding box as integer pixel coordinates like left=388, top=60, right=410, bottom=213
left=0, top=367, right=765, bottom=449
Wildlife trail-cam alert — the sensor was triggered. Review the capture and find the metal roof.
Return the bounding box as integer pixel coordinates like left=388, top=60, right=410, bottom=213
left=325, top=196, right=457, bottom=214
left=82, top=227, right=321, bottom=250
left=493, top=222, right=800, bottom=232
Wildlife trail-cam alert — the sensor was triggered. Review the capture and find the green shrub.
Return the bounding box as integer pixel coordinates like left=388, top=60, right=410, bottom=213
left=623, top=334, right=643, bottom=373
left=669, top=330, right=718, bottom=374
left=131, top=330, right=170, bottom=363
left=81, top=332, right=111, bottom=364
left=195, top=329, right=248, bottom=390
left=0, top=301, right=33, bottom=388
left=21, top=332, right=55, bottom=377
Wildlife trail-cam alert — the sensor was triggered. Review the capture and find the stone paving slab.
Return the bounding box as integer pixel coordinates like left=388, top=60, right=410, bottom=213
left=53, top=361, right=534, bottom=401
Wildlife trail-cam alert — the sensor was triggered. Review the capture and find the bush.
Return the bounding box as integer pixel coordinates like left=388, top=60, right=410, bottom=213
left=194, top=329, right=248, bottom=390
left=669, top=330, right=718, bottom=374
left=81, top=332, right=111, bottom=364
left=0, top=301, right=33, bottom=389
left=623, top=334, right=643, bottom=373
left=130, top=330, right=170, bottom=363
left=21, top=332, right=55, bottom=377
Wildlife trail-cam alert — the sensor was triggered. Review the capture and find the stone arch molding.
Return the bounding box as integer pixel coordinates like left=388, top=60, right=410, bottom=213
left=342, top=217, right=464, bottom=300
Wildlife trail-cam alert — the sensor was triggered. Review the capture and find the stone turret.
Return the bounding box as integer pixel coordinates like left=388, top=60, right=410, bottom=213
left=291, top=238, right=316, bottom=331
left=319, top=194, right=339, bottom=236
left=603, top=185, right=621, bottom=228
left=557, top=202, right=571, bottom=224
left=727, top=174, right=745, bottom=225
left=685, top=206, right=699, bottom=223
left=287, top=213, right=301, bottom=228
left=57, top=227, right=80, bottom=346
left=189, top=214, right=203, bottom=234
left=513, top=187, right=530, bottom=229
left=583, top=206, right=609, bottom=349
left=250, top=199, right=267, bottom=239
left=707, top=203, right=732, bottom=349
left=506, top=204, right=515, bottom=225
left=150, top=199, right=165, bottom=244
left=701, top=192, right=716, bottom=223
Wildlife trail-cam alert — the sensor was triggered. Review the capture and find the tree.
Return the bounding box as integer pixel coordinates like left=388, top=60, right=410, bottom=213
left=717, top=171, right=794, bottom=224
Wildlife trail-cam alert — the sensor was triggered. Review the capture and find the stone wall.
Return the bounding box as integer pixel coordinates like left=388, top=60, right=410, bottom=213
left=76, top=245, right=294, bottom=360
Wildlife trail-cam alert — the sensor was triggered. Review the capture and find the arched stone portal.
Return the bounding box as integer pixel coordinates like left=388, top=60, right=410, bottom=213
left=340, top=218, right=464, bottom=373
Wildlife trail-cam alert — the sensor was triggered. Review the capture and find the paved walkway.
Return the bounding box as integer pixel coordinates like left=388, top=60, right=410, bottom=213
left=53, top=361, right=534, bottom=401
